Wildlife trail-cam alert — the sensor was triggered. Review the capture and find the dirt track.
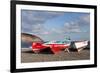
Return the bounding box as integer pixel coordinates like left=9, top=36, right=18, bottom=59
left=21, top=48, right=90, bottom=63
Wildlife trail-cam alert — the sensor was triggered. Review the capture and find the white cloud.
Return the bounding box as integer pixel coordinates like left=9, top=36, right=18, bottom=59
left=79, top=14, right=90, bottom=24
left=62, top=14, right=90, bottom=33
left=63, top=21, right=81, bottom=33
left=42, top=31, right=50, bottom=35
left=21, top=10, right=64, bottom=34
left=51, top=28, right=63, bottom=34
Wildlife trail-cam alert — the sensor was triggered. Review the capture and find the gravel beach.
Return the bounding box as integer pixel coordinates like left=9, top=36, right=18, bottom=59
left=21, top=48, right=90, bottom=63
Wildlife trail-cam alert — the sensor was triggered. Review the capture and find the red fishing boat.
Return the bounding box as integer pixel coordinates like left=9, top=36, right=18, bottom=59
left=32, top=41, right=71, bottom=54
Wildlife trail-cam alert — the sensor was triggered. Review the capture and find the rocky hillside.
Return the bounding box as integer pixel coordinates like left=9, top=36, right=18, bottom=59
left=21, top=33, right=44, bottom=48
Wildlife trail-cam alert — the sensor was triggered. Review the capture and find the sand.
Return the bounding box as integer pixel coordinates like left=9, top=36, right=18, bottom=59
left=21, top=48, right=90, bottom=63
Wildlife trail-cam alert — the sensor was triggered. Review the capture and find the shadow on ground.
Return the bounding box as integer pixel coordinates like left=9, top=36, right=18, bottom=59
left=22, top=48, right=54, bottom=54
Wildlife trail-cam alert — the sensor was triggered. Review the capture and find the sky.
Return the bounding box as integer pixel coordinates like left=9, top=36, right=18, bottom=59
left=21, top=10, right=90, bottom=41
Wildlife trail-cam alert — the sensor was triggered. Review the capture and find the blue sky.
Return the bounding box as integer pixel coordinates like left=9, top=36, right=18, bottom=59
left=21, top=10, right=90, bottom=41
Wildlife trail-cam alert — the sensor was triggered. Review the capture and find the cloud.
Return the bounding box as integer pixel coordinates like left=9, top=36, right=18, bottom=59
left=81, top=15, right=90, bottom=23
left=51, top=28, right=63, bottom=34
left=62, top=14, right=90, bottom=33
left=78, top=14, right=90, bottom=25
left=21, top=10, right=90, bottom=41
left=63, top=21, right=81, bottom=33
left=21, top=10, right=63, bottom=34
left=42, top=31, right=50, bottom=35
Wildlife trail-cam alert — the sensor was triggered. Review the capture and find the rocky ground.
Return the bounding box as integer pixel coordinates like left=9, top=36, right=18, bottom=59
left=21, top=48, right=90, bottom=63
